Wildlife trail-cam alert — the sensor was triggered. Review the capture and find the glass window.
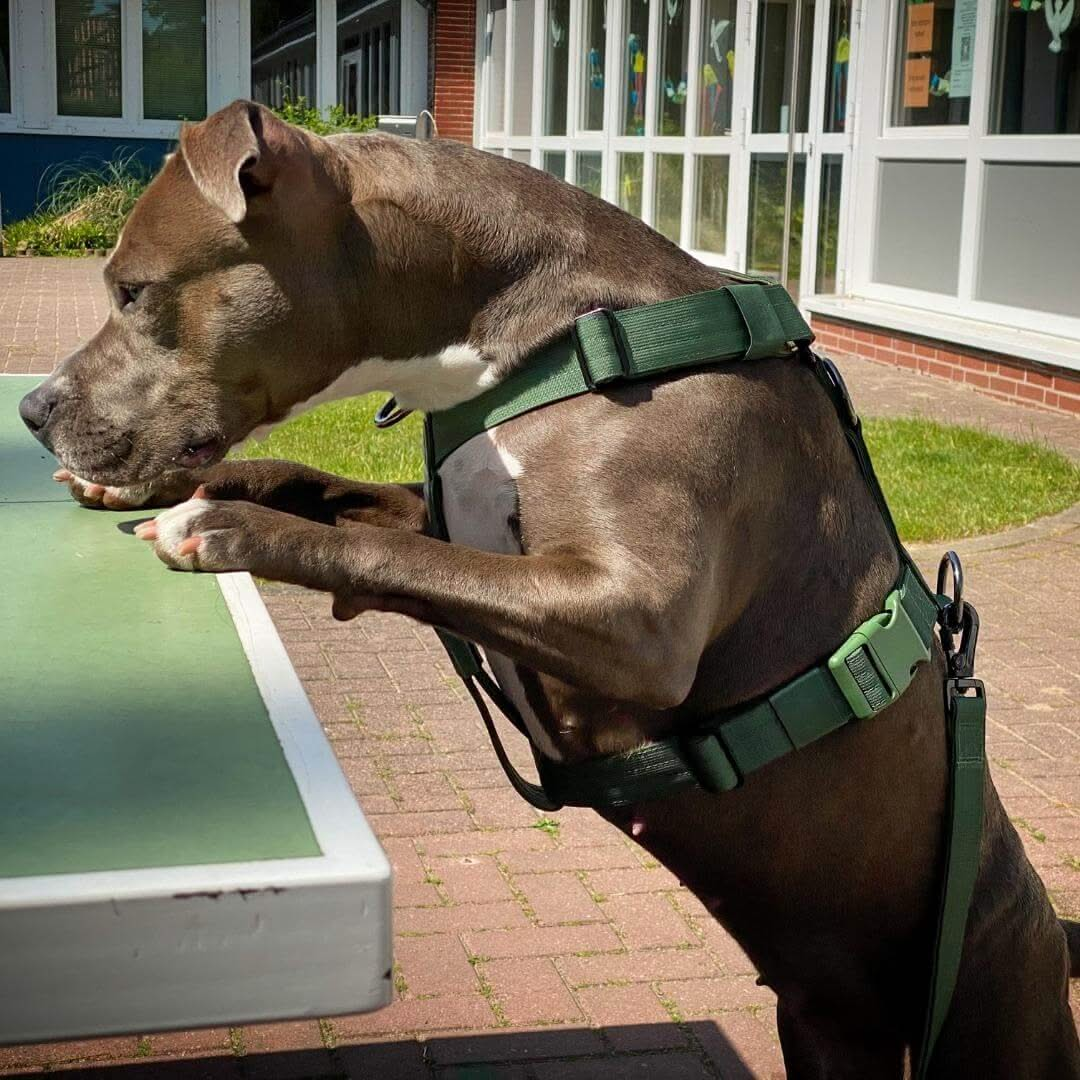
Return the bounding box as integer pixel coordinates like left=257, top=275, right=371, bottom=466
left=991, top=3, right=1080, bottom=133
left=618, top=152, right=644, bottom=216
left=0, top=4, right=11, bottom=113
left=699, top=0, right=737, bottom=136
left=56, top=0, right=122, bottom=118
left=874, top=160, right=964, bottom=295
left=978, top=163, right=1080, bottom=318
left=486, top=0, right=508, bottom=132
left=747, top=152, right=805, bottom=297
left=753, top=0, right=814, bottom=134
left=692, top=155, right=729, bottom=253
left=511, top=0, right=535, bottom=134
left=654, top=154, right=683, bottom=242
left=822, top=0, right=851, bottom=133
left=252, top=0, right=317, bottom=109
left=575, top=151, right=603, bottom=196
left=543, top=150, right=567, bottom=178
left=891, top=0, right=978, bottom=127
left=142, top=1, right=207, bottom=121
left=815, top=155, right=842, bottom=294
left=658, top=0, right=690, bottom=135
left=545, top=0, right=570, bottom=134
left=337, top=1, right=400, bottom=117
left=582, top=0, right=607, bottom=130
left=510, top=148, right=532, bottom=163
left=623, top=0, right=650, bottom=135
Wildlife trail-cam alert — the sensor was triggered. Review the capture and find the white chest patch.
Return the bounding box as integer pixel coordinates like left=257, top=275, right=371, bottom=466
left=440, top=431, right=562, bottom=762
left=243, top=343, right=495, bottom=445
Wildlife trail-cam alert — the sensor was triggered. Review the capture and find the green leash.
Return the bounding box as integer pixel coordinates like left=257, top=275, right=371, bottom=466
left=396, top=281, right=985, bottom=1073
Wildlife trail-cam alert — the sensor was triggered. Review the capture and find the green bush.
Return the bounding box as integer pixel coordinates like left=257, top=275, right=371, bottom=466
left=2, top=154, right=150, bottom=257
left=271, top=96, right=377, bottom=136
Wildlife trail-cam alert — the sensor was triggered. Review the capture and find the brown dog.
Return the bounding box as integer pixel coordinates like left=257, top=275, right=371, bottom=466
left=19, top=101, right=1080, bottom=1077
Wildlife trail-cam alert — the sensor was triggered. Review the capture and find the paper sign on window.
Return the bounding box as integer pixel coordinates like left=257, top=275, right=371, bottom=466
left=949, top=0, right=978, bottom=99
left=904, top=56, right=931, bottom=109
left=907, top=4, right=934, bottom=53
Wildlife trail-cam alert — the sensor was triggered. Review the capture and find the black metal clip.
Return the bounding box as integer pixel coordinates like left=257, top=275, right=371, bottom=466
left=373, top=396, right=413, bottom=429
left=937, top=551, right=979, bottom=681
left=937, top=551, right=965, bottom=636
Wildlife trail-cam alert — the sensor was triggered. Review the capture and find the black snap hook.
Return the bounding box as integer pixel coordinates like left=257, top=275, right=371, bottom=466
left=373, top=396, right=413, bottom=429
left=937, top=551, right=965, bottom=636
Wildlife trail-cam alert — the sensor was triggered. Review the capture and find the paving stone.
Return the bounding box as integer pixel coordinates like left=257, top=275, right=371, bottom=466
left=336, top=1038, right=430, bottom=1079
left=557, top=947, right=720, bottom=988
left=514, top=872, right=605, bottom=925
left=433, top=856, right=517, bottom=905
left=693, top=1012, right=787, bottom=1080
left=462, top=923, right=623, bottom=960
left=423, top=1026, right=605, bottom=1066
left=333, top=993, right=497, bottom=1037
left=659, top=975, right=777, bottom=1014
left=601, top=893, right=697, bottom=950
left=572, top=984, right=686, bottom=1051
left=532, top=1053, right=713, bottom=1080
left=482, top=957, right=583, bottom=1025
left=394, top=934, right=483, bottom=999
left=395, top=899, right=530, bottom=935
left=586, top=866, right=681, bottom=897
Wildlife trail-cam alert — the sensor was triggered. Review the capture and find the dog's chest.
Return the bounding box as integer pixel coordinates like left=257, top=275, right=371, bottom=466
left=438, top=431, right=563, bottom=761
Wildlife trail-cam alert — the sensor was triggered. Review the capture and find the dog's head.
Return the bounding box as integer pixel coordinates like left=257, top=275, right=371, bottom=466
left=19, top=101, right=364, bottom=484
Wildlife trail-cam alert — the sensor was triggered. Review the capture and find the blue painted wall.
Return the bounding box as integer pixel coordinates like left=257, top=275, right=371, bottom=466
left=0, top=133, right=174, bottom=223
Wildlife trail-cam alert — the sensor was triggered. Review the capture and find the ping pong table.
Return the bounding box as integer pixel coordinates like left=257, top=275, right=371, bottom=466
left=0, top=375, right=392, bottom=1045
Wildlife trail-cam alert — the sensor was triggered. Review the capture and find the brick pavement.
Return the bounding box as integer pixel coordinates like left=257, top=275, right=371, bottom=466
left=1, top=258, right=1078, bottom=1078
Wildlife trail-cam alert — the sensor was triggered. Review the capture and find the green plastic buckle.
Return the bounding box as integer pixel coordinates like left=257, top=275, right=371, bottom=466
left=828, top=587, right=932, bottom=720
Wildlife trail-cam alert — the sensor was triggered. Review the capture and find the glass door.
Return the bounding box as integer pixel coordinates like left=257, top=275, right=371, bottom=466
left=740, top=0, right=852, bottom=300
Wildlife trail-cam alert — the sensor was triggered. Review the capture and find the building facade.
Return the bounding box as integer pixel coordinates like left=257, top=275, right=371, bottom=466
left=2, top=1, right=1079, bottom=410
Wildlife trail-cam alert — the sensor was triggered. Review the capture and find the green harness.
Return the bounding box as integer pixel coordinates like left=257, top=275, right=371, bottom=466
left=398, top=280, right=985, bottom=1074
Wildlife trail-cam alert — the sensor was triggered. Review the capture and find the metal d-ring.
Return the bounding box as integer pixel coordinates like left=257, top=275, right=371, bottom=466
left=373, top=396, right=413, bottom=429
left=937, top=551, right=965, bottom=636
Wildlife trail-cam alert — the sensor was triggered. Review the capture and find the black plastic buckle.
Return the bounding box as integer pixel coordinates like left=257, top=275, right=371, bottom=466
left=374, top=396, right=413, bottom=429
left=572, top=308, right=632, bottom=391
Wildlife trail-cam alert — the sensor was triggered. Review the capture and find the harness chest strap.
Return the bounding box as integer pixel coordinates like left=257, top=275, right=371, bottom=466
left=414, top=281, right=985, bottom=1074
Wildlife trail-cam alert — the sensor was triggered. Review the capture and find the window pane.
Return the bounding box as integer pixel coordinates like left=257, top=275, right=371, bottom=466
left=618, top=152, right=644, bottom=216
left=991, top=4, right=1080, bottom=133
left=56, top=0, right=122, bottom=118
left=815, top=155, right=842, bottom=294
left=143, top=1, right=206, bottom=121
left=822, top=0, right=851, bottom=133
left=654, top=154, right=683, bottom=243
left=510, top=148, right=532, bottom=163
left=543, top=150, right=567, bottom=178
left=486, top=0, right=508, bottom=131
left=252, top=0, right=317, bottom=109
left=874, top=160, right=963, bottom=295
left=699, top=0, right=737, bottom=135
left=545, top=0, right=570, bottom=134
left=747, top=152, right=805, bottom=297
left=0, top=4, right=11, bottom=113
left=582, top=0, right=607, bottom=130
left=692, top=155, right=728, bottom=253
left=978, top=163, right=1080, bottom=317
left=623, top=0, right=650, bottom=135
left=511, top=0, right=535, bottom=134
left=337, top=1, right=399, bottom=117
left=891, top=0, right=977, bottom=127
left=657, top=0, right=690, bottom=135
left=575, top=151, right=603, bottom=196
left=753, top=1, right=814, bottom=134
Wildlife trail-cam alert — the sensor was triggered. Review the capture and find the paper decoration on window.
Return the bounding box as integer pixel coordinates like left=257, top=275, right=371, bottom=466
left=550, top=15, right=565, bottom=47
left=949, top=0, right=977, bottom=97
left=907, top=4, right=934, bottom=53
left=666, top=0, right=680, bottom=24
left=589, top=48, right=604, bottom=89
left=1046, top=0, right=1075, bottom=53
left=710, top=18, right=731, bottom=64
left=904, top=56, right=931, bottom=108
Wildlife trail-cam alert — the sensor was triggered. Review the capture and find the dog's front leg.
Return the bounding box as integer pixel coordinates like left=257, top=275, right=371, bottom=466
left=138, top=501, right=703, bottom=709
left=57, top=460, right=427, bottom=532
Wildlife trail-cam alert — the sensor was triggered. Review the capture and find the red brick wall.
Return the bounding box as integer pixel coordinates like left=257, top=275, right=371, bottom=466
left=811, top=315, right=1080, bottom=417
left=432, top=0, right=476, bottom=142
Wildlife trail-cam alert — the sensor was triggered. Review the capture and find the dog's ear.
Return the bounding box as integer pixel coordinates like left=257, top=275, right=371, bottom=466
left=180, top=101, right=297, bottom=224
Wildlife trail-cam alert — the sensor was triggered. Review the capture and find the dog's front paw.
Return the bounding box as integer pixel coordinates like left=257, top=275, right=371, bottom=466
left=135, top=497, right=274, bottom=574
left=55, top=468, right=199, bottom=510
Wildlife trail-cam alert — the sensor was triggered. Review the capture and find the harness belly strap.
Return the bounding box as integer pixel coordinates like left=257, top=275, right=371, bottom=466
left=410, top=280, right=985, bottom=1077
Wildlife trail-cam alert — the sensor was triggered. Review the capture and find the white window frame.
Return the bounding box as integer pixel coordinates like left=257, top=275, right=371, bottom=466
left=843, top=0, right=1080, bottom=346
left=1, top=0, right=15, bottom=118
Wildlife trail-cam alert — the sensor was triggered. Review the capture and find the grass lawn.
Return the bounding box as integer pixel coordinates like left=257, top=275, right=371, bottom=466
left=235, top=396, right=1080, bottom=544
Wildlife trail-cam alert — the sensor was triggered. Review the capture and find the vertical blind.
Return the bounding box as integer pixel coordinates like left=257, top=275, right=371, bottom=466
left=56, top=0, right=123, bottom=118
left=143, top=0, right=207, bottom=120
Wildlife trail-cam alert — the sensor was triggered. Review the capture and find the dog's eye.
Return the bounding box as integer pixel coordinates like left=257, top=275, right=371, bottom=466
left=118, top=284, right=144, bottom=309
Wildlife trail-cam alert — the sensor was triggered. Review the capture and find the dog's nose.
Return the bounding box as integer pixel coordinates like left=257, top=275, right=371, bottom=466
left=19, top=384, right=60, bottom=441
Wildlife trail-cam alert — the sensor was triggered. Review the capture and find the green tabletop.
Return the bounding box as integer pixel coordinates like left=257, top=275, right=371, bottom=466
left=0, top=377, right=320, bottom=878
